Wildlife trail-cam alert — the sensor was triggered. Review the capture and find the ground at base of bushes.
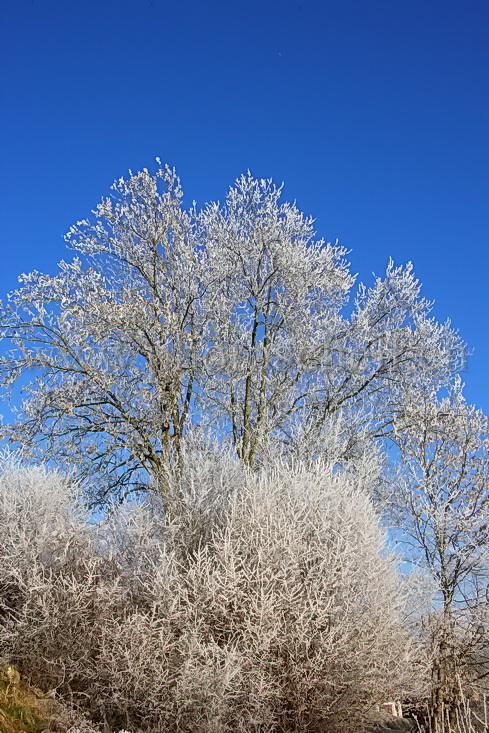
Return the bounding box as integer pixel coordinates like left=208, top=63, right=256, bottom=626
left=0, top=663, right=99, bottom=733
left=0, top=662, right=424, bottom=733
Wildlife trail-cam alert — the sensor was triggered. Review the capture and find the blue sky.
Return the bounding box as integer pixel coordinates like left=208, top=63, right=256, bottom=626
left=1, top=0, right=488, bottom=413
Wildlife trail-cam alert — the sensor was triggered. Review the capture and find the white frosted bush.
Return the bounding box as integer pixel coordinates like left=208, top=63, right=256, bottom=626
left=93, top=460, right=423, bottom=732
left=0, top=454, right=425, bottom=732
left=0, top=455, right=124, bottom=696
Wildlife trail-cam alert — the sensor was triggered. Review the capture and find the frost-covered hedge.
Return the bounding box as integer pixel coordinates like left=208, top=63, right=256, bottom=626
left=0, top=455, right=423, bottom=732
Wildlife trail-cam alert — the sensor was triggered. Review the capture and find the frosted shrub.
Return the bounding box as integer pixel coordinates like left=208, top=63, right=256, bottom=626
left=0, top=455, right=424, bottom=732
left=0, top=455, right=123, bottom=696
left=93, top=461, right=423, bottom=732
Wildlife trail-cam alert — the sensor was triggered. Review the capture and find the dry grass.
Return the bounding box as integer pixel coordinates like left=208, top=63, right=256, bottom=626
left=0, top=662, right=83, bottom=733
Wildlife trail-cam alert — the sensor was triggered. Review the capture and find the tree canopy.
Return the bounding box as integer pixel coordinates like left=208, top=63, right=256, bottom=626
left=0, top=164, right=464, bottom=507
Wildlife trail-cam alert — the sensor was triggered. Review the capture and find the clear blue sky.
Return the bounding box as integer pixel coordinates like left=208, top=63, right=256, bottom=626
left=1, top=0, right=488, bottom=412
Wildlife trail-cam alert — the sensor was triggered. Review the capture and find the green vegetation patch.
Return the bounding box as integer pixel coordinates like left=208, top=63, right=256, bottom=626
left=0, top=665, right=49, bottom=733
left=0, top=699, right=48, bottom=733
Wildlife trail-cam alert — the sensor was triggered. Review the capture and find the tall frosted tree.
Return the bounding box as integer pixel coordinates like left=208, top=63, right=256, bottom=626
left=1, top=166, right=212, bottom=506
left=0, top=163, right=464, bottom=509
left=198, top=175, right=463, bottom=466
left=388, top=380, right=489, bottom=729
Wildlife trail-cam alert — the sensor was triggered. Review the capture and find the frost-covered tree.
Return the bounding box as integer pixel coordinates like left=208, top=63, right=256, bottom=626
left=388, top=381, right=489, bottom=729
left=0, top=164, right=464, bottom=508
left=0, top=166, right=208, bottom=507
left=200, top=177, right=463, bottom=465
